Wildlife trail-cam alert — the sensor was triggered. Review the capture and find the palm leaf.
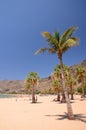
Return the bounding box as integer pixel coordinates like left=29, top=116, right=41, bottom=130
left=60, top=26, right=78, bottom=45
left=61, top=37, right=79, bottom=49
left=35, top=47, right=57, bottom=55
left=52, top=79, right=62, bottom=90
left=42, top=32, right=59, bottom=48
left=53, top=31, right=60, bottom=42
left=65, top=37, right=79, bottom=46
left=61, top=37, right=79, bottom=53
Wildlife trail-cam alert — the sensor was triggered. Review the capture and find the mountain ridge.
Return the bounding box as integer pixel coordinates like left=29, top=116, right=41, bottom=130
left=0, top=59, right=86, bottom=94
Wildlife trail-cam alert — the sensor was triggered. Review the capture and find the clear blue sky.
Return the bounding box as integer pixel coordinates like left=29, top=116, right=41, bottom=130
left=0, top=0, right=86, bottom=80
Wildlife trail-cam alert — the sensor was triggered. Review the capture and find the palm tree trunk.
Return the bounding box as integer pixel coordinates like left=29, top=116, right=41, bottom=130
left=71, top=92, right=74, bottom=100
left=57, top=92, right=60, bottom=101
left=59, top=56, right=74, bottom=120
left=32, top=84, right=35, bottom=103
left=81, top=81, right=85, bottom=98
left=61, top=92, right=66, bottom=103
left=71, top=87, right=74, bottom=100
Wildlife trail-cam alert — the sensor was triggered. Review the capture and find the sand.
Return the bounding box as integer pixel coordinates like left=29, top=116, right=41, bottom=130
left=0, top=95, right=86, bottom=130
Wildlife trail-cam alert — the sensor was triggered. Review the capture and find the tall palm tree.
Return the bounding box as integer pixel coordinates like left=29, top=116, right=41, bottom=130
left=25, top=72, right=40, bottom=103
left=76, top=65, right=86, bottom=98
left=35, top=26, right=79, bottom=119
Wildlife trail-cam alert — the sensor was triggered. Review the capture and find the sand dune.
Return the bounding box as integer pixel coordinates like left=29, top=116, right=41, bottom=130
left=0, top=95, right=86, bottom=130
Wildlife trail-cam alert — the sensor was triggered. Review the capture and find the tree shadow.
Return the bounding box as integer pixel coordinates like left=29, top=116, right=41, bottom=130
left=45, top=112, right=86, bottom=123
left=57, top=101, right=75, bottom=104
left=30, top=101, right=43, bottom=104
left=80, top=98, right=86, bottom=101
left=35, top=101, right=43, bottom=104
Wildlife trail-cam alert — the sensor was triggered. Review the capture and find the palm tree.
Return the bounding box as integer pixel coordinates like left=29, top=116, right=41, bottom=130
left=52, top=79, right=62, bottom=101
left=54, top=64, right=70, bottom=103
left=66, top=73, right=77, bottom=100
left=35, top=26, right=79, bottom=119
left=25, top=72, right=40, bottom=103
left=76, top=65, right=86, bottom=98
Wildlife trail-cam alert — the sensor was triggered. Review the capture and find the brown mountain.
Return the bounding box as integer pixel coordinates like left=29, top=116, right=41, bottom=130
left=70, top=59, right=86, bottom=73
left=0, top=59, right=86, bottom=94
left=0, top=77, right=52, bottom=94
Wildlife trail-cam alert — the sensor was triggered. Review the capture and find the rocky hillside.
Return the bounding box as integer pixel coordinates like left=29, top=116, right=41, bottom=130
left=0, top=77, right=52, bottom=94
left=70, top=59, right=86, bottom=73
left=0, top=59, right=86, bottom=94
left=0, top=80, right=25, bottom=94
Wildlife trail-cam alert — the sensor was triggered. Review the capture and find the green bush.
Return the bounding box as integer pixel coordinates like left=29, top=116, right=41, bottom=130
left=9, top=91, right=17, bottom=94
left=77, top=85, right=86, bottom=94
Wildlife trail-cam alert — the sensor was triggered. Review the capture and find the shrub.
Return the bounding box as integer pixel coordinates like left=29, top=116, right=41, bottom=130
left=77, top=85, right=86, bottom=94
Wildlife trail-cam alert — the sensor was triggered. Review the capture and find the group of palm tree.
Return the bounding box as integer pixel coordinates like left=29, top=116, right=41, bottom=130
left=25, top=26, right=86, bottom=120
left=76, top=65, right=86, bottom=97
left=52, top=64, right=86, bottom=100
left=52, top=64, right=75, bottom=102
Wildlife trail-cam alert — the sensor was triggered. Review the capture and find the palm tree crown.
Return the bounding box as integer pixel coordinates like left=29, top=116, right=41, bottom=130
left=35, top=26, right=79, bottom=60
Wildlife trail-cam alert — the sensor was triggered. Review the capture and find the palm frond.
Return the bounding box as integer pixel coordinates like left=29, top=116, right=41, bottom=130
left=60, top=26, right=78, bottom=45
left=42, top=32, right=59, bottom=48
left=61, top=37, right=79, bottom=51
left=52, top=79, right=62, bottom=89
left=66, top=37, right=79, bottom=46
left=60, top=37, right=79, bottom=54
left=35, top=47, right=57, bottom=55
left=53, top=31, right=60, bottom=42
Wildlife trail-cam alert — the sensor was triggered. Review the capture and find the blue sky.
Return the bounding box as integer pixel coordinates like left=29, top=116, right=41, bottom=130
left=0, top=0, right=86, bottom=80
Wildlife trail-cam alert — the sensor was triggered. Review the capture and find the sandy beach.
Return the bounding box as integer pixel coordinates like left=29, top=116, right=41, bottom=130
left=0, top=95, right=86, bottom=130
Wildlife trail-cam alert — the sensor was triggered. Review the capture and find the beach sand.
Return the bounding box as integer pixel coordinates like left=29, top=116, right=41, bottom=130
left=0, top=95, right=86, bottom=130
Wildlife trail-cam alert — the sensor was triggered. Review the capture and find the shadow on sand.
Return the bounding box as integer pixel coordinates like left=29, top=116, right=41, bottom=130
left=45, top=112, right=86, bottom=123
left=30, top=102, right=43, bottom=104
